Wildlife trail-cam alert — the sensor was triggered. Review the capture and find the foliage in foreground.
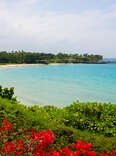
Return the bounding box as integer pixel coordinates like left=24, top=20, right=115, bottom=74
left=0, top=120, right=116, bottom=156
left=64, top=101, right=116, bottom=136
left=0, top=85, right=15, bottom=100
left=0, top=97, right=116, bottom=154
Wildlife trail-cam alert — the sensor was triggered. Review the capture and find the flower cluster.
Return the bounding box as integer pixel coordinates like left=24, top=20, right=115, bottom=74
left=0, top=120, right=116, bottom=156
left=0, top=120, right=12, bottom=130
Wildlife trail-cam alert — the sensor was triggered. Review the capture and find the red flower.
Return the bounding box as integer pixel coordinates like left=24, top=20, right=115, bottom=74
left=0, top=120, right=116, bottom=156
left=17, top=139, right=23, bottom=144
left=24, top=128, right=28, bottom=132
left=1, top=120, right=12, bottom=130
left=30, top=128, right=36, bottom=132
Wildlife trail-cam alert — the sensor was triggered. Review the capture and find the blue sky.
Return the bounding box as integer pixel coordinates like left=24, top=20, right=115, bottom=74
left=0, top=0, right=116, bottom=57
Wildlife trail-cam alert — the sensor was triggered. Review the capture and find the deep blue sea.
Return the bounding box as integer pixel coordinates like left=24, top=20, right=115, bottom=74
left=0, top=64, right=116, bottom=107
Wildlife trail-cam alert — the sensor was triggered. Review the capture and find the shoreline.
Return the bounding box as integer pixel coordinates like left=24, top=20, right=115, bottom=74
left=0, top=62, right=114, bottom=69
left=0, top=63, right=72, bottom=68
left=0, top=63, right=46, bottom=68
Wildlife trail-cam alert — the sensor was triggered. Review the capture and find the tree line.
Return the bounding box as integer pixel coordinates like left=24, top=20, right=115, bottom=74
left=0, top=51, right=103, bottom=64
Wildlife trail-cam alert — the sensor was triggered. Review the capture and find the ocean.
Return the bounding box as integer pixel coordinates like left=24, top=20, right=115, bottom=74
left=0, top=64, right=116, bottom=107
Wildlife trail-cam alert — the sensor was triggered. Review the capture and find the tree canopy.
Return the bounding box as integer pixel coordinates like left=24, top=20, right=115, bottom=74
left=0, top=51, right=103, bottom=64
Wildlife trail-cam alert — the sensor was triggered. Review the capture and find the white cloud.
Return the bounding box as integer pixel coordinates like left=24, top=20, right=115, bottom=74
left=0, top=1, right=116, bottom=57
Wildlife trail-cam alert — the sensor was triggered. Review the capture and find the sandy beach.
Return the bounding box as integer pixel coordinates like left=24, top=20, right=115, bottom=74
left=0, top=63, right=73, bottom=69
left=0, top=64, right=46, bottom=68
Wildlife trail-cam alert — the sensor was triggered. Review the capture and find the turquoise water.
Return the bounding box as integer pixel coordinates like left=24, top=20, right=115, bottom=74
left=0, top=64, right=116, bottom=107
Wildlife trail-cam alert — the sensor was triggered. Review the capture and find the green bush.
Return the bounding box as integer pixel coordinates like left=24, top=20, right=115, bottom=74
left=0, top=85, right=15, bottom=100
left=0, top=97, right=116, bottom=154
left=63, top=101, right=116, bottom=136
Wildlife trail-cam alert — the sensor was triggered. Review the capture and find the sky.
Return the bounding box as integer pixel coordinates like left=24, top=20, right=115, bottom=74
left=0, top=0, right=116, bottom=57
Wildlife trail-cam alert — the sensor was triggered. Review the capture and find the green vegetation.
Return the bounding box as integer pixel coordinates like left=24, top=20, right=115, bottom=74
left=0, top=51, right=103, bottom=64
left=0, top=96, right=116, bottom=154
left=0, top=85, right=15, bottom=100
left=64, top=101, right=116, bottom=137
left=0, top=85, right=116, bottom=154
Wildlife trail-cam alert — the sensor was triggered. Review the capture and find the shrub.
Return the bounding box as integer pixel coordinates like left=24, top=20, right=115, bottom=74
left=0, top=85, right=15, bottom=100
left=64, top=101, right=116, bottom=136
left=0, top=98, right=116, bottom=154
left=0, top=120, right=116, bottom=156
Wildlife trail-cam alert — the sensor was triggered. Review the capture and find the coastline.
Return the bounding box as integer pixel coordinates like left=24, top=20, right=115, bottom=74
left=0, top=62, right=112, bottom=69
left=0, top=63, right=46, bottom=68
left=0, top=63, right=72, bottom=69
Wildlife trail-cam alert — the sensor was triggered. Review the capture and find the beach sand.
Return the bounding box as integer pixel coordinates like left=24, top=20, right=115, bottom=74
left=0, top=63, right=72, bottom=68
left=0, top=64, right=46, bottom=68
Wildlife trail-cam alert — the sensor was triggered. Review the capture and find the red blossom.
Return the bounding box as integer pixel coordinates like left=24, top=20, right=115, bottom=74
left=30, top=128, right=36, bottom=132
left=0, top=120, right=115, bottom=156
left=24, top=128, right=28, bottom=132
left=0, top=120, right=12, bottom=130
